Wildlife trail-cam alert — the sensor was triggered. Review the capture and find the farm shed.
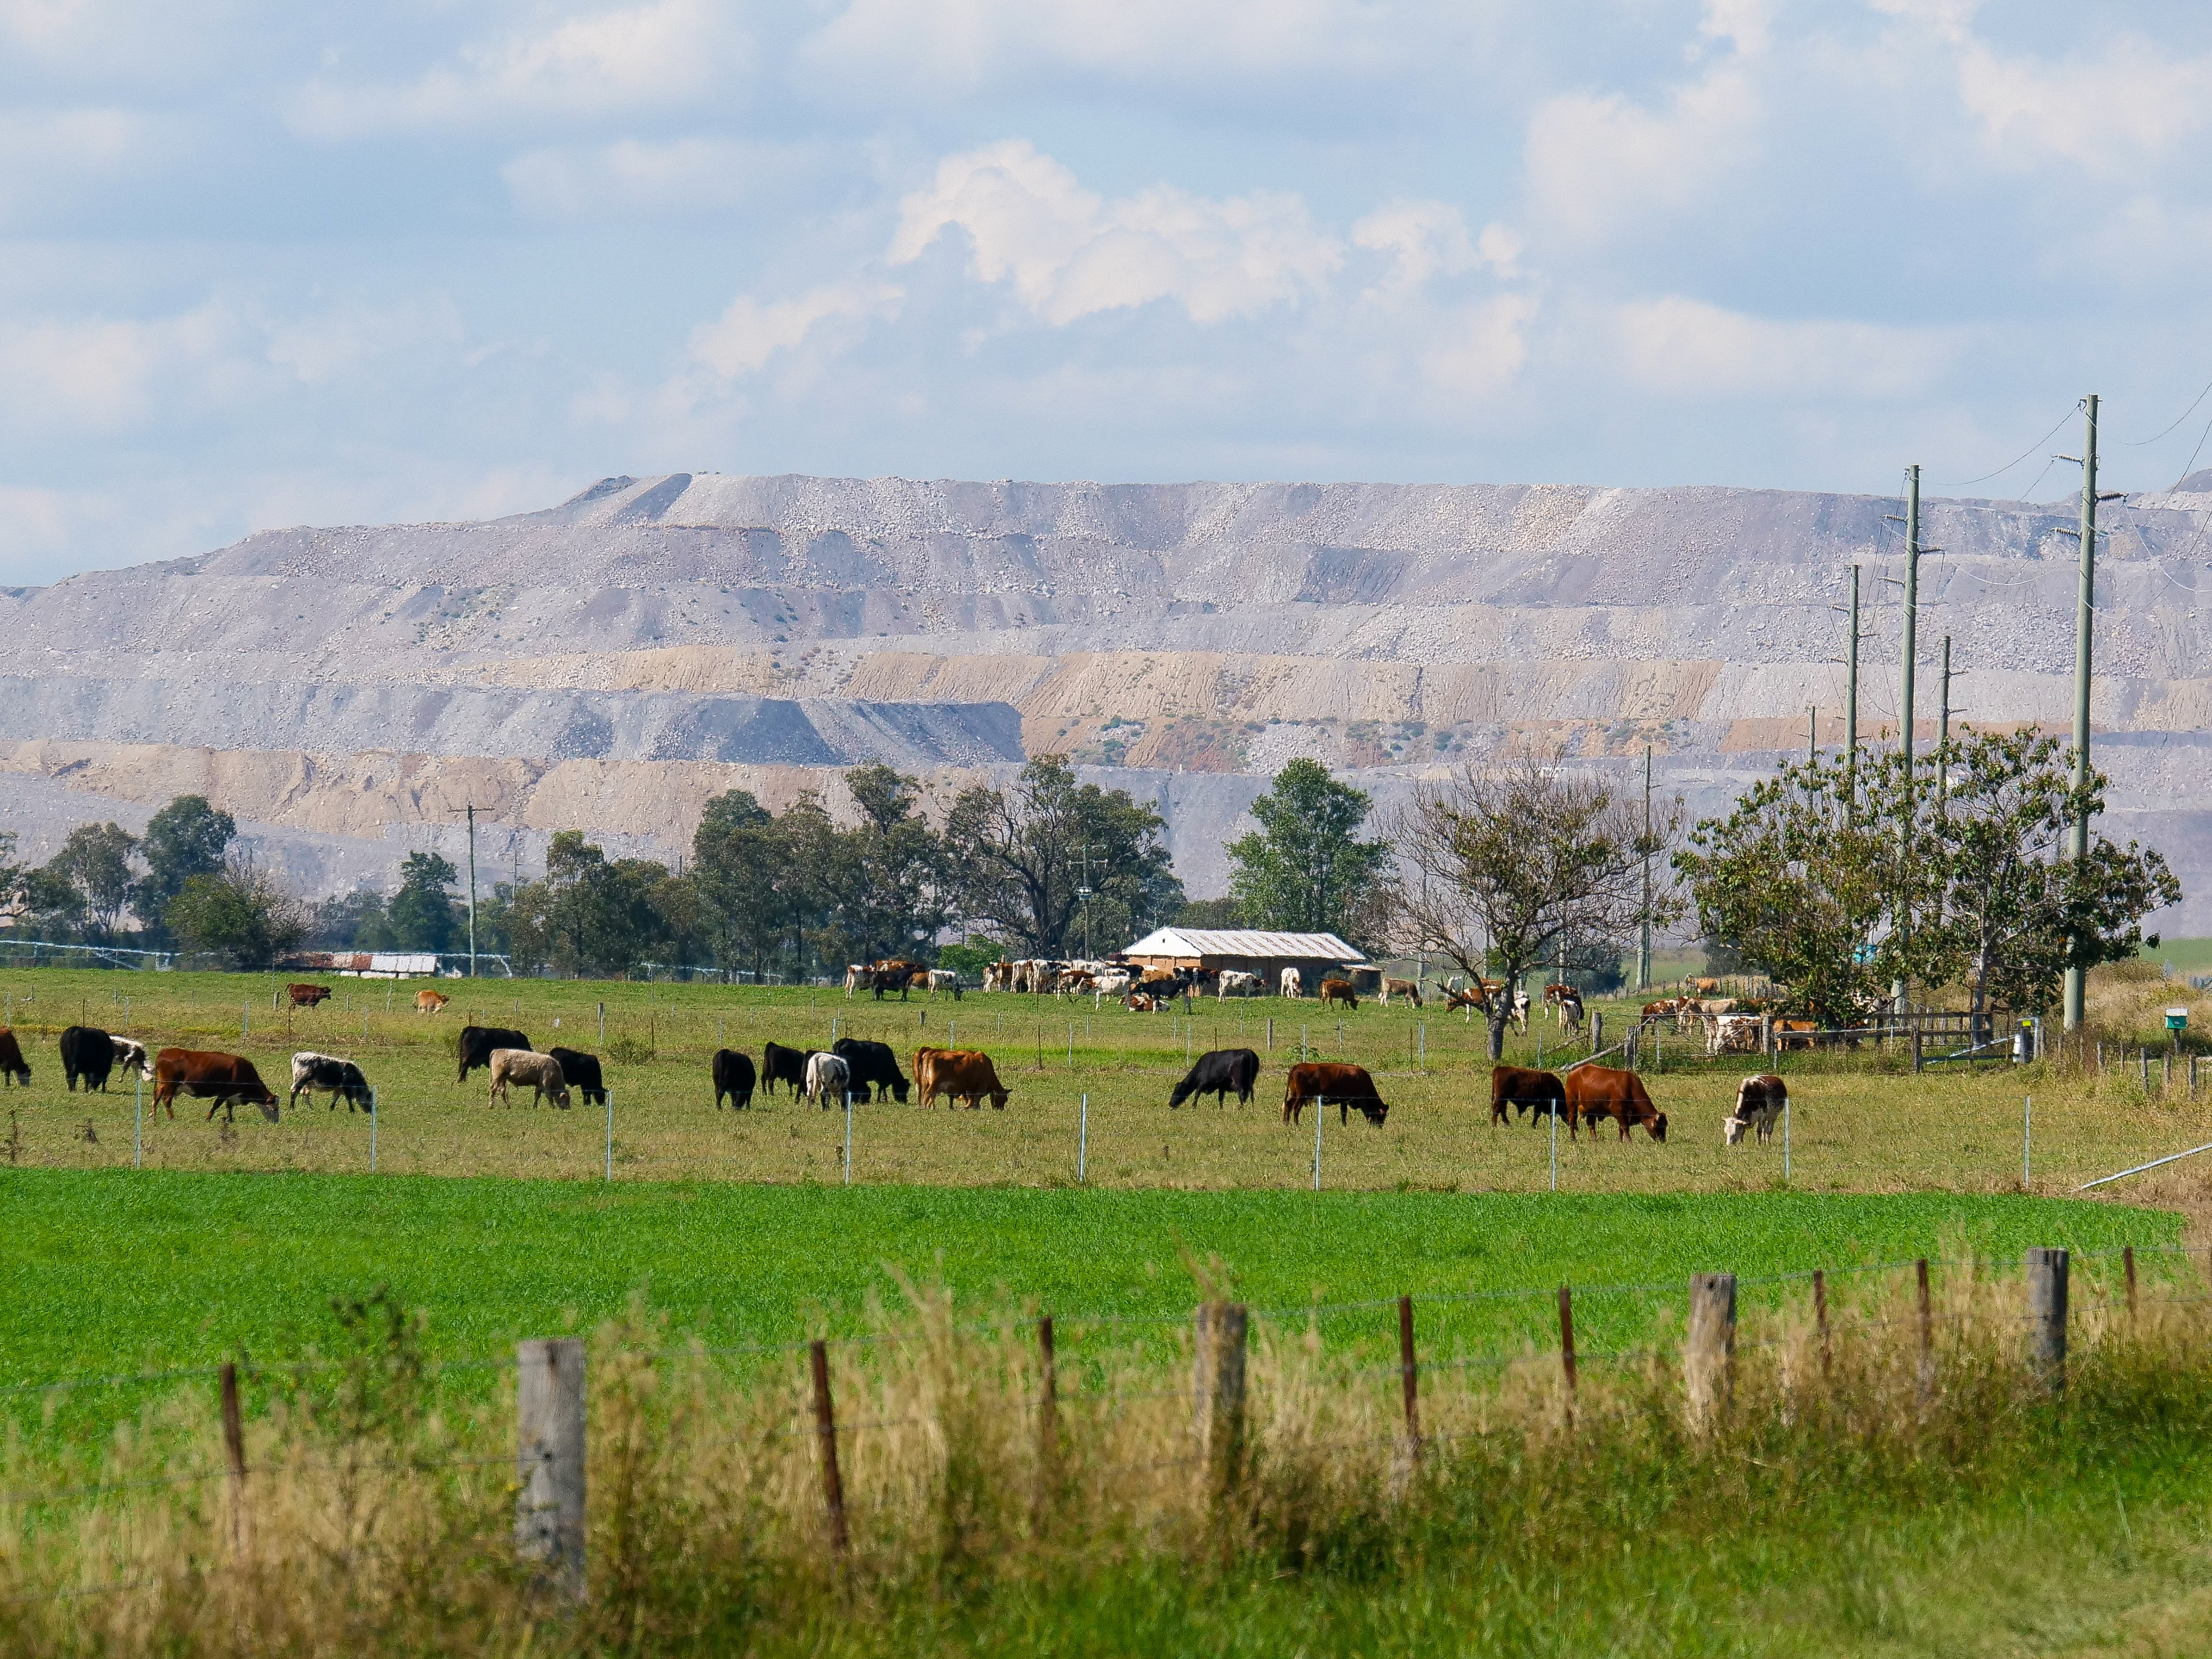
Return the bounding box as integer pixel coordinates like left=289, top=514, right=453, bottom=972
left=1120, top=927, right=1374, bottom=990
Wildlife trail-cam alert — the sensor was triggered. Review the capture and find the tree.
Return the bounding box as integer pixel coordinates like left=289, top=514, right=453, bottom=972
left=166, top=855, right=309, bottom=968
left=135, top=796, right=237, bottom=938
left=1226, top=760, right=1393, bottom=946
left=386, top=852, right=461, bottom=953
left=1392, top=754, right=1679, bottom=1058
left=507, top=832, right=675, bottom=977
left=309, top=888, right=392, bottom=950
left=691, top=790, right=786, bottom=978
left=827, top=763, right=945, bottom=964
left=45, top=822, right=140, bottom=936
left=942, top=756, right=1184, bottom=958
left=1175, top=897, right=1248, bottom=930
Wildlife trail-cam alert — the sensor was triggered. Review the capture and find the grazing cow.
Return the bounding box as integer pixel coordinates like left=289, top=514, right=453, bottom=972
left=489, top=1049, right=571, bottom=1110
left=804, top=1051, right=851, bottom=1108
left=1380, top=977, right=1423, bottom=1008
left=289, top=1052, right=371, bottom=1112
left=913, top=1048, right=1011, bottom=1110
left=1444, top=986, right=1486, bottom=1012
left=761, top=1042, right=812, bottom=1095
left=844, top=964, right=871, bottom=996
left=111, top=1036, right=151, bottom=1082
left=1490, top=1064, right=1567, bottom=1127
left=1170, top=1048, right=1261, bottom=1109
left=60, top=1024, right=113, bottom=1092
left=870, top=968, right=915, bottom=1002
left=713, top=1049, right=756, bottom=1110
left=1279, top=967, right=1303, bottom=998
left=1563, top=1065, right=1667, bottom=1142
left=832, top=1037, right=911, bottom=1102
left=1282, top=1061, right=1389, bottom=1126
left=287, top=983, right=333, bottom=1009
left=1217, top=970, right=1262, bottom=999
left=152, top=1048, right=278, bottom=1123
left=456, top=1026, right=531, bottom=1082
left=1557, top=993, right=1585, bottom=1039
left=415, top=989, right=450, bottom=1014
left=548, top=1046, right=607, bottom=1108
left=1707, top=1014, right=1761, bottom=1057
left=0, top=1028, right=27, bottom=1088
left=1318, top=978, right=1358, bottom=1010
left=1724, top=1074, right=1788, bottom=1146
left=927, top=969, right=961, bottom=998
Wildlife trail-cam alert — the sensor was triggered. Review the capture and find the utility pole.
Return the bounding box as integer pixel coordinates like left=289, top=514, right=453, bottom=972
left=1807, top=705, right=1818, bottom=765
left=1846, top=564, right=1860, bottom=797
left=2063, top=394, right=2104, bottom=1032
left=453, top=805, right=484, bottom=977
left=1937, top=636, right=1955, bottom=812
left=1076, top=843, right=1094, bottom=961
left=1637, top=745, right=1653, bottom=992
left=1890, top=467, right=1923, bottom=1017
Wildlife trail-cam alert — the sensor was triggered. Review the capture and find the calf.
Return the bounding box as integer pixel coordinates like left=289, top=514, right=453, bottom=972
left=153, top=1048, right=278, bottom=1123
left=1562, top=1065, right=1667, bottom=1143
left=1317, top=978, right=1359, bottom=1010
left=456, top=1026, right=530, bottom=1082
left=1380, top=977, right=1422, bottom=1008
left=489, top=1049, right=571, bottom=1110
left=0, top=1028, right=28, bottom=1087
left=60, top=1024, right=113, bottom=1092
left=111, top=1036, right=151, bottom=1082
left=713, top=1048, right=756, bottom=1110
left=803, top=1051, right=851, bottom=1108
left=548, top=1046, right=607, bottom=1108
left=914, top=1048, right=1011, bottom=1110
left=1724, top=1074, right=1788, bottom=1146
left=1489, top=1064, right=1567, bottom=1127
left=415, top=989, right=450, bottom=1014
left=1282, top=1061, right=1388, bottom=1126
left=1169, top=1048, right=1260, bottom=1109
left=287, top=983, right=333, bottom=1009
left=832, top=1037, right=910, bottom=1102
left=290, top=1052, right=371, bottom=1112
left=761, top=1042, right=812, bottom=1095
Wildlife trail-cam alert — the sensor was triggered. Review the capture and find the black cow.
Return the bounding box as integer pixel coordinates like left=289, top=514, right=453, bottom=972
left=60, top=1024, right=114, bottom=1093
left=290, top=1052, right=372, bottom=1112
left=1169, top=1048, right=1260, bottom=1109
left=713, top=1049, right=756, bottom=1110
left=832, top=1037, right=910, bottom=1102
left=548, top=1046, right=607, bottom=1108
left=457, top=1026, right=531, bottom=1082
left=762, top=1042, right=812, bottom=1095
left=870, top=968, right=914, bottom=1002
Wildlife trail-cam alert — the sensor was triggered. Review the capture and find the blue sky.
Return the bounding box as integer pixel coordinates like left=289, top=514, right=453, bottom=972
left=5, top=0, right=2212, bottom=581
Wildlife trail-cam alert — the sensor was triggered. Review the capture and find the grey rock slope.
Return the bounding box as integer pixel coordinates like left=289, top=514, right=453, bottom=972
left=2, top=471, right=2205, bottom=936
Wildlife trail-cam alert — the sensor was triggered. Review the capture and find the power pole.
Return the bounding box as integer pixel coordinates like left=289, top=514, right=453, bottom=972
left=453, top=805, right=484, bottom=977
left=1637, top=745, right=1653, bottom=992
left=2063, top=394, right=2102, bottom=1031
left=1891, top=466, right=1922, bottom=1017
left=1846, top=564, right=1860, bottom=796
left=1937, top=635, right=1955, bottom=812
left=1807, top=705, right=1818, bottom=765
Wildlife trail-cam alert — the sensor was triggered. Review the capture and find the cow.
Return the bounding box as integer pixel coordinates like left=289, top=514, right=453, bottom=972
left=60, top=1025, right=113, bottom=1092
left=762, top=1042, right=812, bottom=1096
left=1443, top=986, right=1486, bottom=1012
left=1380, top=977, right=1423, bottom=1008
left=1691, top=978, right=1720, bottom=995
left=1489, top=1064, right=1567, bottom=1127
left=1280, top=967, right=1303, bottom=998
left=1543, top=983, right=1576, bottom=1011
left=1724, top=1074, right=1788, bottom=1146
left=1773, top=1017, right=1819, bottom=1051
left=152, top=1048, right=279, bottom=1123
left=927, top=969, right=961, bottom=999
left=415, top=989, right=450, bottom=1014
left=844, top=964, right=871, bottom=996
left=871, top=968, right=915, bottom=1002
left=1217, top=970, right=1262, bottom=999
left=287, top=983, right=333, bottom=1009
left=832, top=1037, right=910, bottom=1102
left=1091, top=970, right=1132, bottom=996
left=914, top=1048, right=1011, bottom=1110
left=803, top=1051, right=851, bottom=1108
left=1318, top=978, right=1359, bottom=1010
left=1557, top=993, right=1585, bottom=1039
left=488, top=1049, right=571, bottom=1110
left=1563, top=1065, right=1667, bottom=1142
left=548, top=1046, right=607, bottom=1108
left=1169, top=1048, right=1260, bottom=1109
left=289, top=1052, right=371, bottom=1112
left=1283, top=1061, right=1388, bottom=1126
left=457, top=1026, right=530, bottom=1082
left=1707, top=1014, right=1761, bottom=1057
left=111, top=1036, right=151, bottom=1082
left=1641, top=999, right=1682, bottom=1024
left=0, top=1028, right=28, bottom=1088
left=982, top=962, right=1013, bottom=993
left=713, top=1049, right=756, bottom=1110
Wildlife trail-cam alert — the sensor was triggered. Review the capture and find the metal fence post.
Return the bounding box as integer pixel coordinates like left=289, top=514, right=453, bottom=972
left=1686, top=1272, right=1736, bottom=1430
left=369, top=1089, right=378, bottom=1173
left=2027, top=1247, right=2068, bottom=1393
left=133, top=1076, right=142, bottom=1170
left=515, top=1338, right=587, bottom=1602
left=1077, top=1093, right=1088, bottom=1183
left=604, top=1089, right=613, bottom=1183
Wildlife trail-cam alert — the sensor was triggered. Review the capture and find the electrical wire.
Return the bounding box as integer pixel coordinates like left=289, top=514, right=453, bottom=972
left=2113, top=372, right=2212, bottom=446
left=1928, top=403, right=2082, bottom=488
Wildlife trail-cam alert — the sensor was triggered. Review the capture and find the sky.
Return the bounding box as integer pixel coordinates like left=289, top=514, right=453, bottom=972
left=5, top=0, right=2212, bottom=582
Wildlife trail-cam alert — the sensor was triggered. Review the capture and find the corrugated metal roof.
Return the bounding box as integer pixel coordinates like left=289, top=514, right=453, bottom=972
left=1123, top=927, right=1369, bottom=962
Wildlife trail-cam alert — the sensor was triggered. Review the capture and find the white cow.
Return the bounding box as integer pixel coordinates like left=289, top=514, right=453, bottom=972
left=843, top=964, right=870, bottom=996
left=1092, top=970, right=1132, bottom=997
left=927, top=968, right=960, bottom=996
left=1723, top=1073, right=1787, bottom=1145
left=1280, top=967, right=1303, bottom=998
left=1707, top=1014, right=1762, bottom=1057
left=1217, top=970, right=1262, bottom=999
left=1557, top=993, right=1585, bottom=1039
left=804, top=1051, right=852, bottom=1108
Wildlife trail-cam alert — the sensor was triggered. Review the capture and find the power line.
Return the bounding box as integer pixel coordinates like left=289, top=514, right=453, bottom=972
left=2112, top=371, right=2212, bottom=446
left=1928, top=403, right=2082, bottom=488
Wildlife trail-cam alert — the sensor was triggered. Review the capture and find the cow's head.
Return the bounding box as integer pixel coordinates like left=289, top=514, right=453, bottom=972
left=552, top=1085, right=573, bottom=1110
left=255, top=1093, right=280, bottom=1123
left=1648, top=1111, right=1668, bottom=1143
left=1356, top=1100, right=1388, bottom=1126
left=1722, top=1114, right=1748, bottom=1147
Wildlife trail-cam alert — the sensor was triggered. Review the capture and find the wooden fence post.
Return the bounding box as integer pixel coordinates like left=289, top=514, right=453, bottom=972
left=1686, top=1273, right=1736, bottom=1429
left=809, top=1340, right=850, bottom=1555
left=1557, top=1286, right=1578, bottom=1422
left=1813, top=1269, right=1831, bottom=1379
left=1193, top=1301, right=1248, bottom=1498
left=2124, top=1246, right=2138, bottom=1319
left=1397, top=1295, right=1421, bottom=1458
left=220, top=1361, right=252, bottom=1561
left=1036, top=1315, right=1058, bottom=1490
left=1915, top=1259, right=1935, bottom=1400
left=2026, top=1248, right=2068, bottom=1393
left=515, top=1338, right=587, bottom=1602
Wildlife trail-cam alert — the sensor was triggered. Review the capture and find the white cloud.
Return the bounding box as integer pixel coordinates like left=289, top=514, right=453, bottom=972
left=1426, top=294, right=1539, bottom=394
left=1697, top=0, right=1773, bottom=57
left=263, top=298, right=462, bottom=386
left=502, top=136, right=813, bottom=222
left=1955, top=37, right=2212, bottom=176
left=291, top=0, right=747, bottom=136
left=0, top=107, right=156, bottom=219
left=1352, top=200, right=1480, bottom=299
left=890, top=139, right=1340, bottom=326
left=1523, top=64, right=1760, bottom=246
left=686, top=282, right=902, bottom=380
left=0, top=305, right=240, bottom=432
left=1611, top=296, right=1956, bottom=400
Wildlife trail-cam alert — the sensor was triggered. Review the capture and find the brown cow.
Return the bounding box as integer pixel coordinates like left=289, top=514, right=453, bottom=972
left=913, top=1047, right=1011, bottom=1110
left=1691, top=977, right=1720, bottom=995
left=1773, top=1017, right=1819, bottom=1051
left=415, top=989, right=451, bottom=1014
left=1489, top=1064, right=1565, bottom=1127
left=1562, top=1065, right=1666, bottom=1142
left=0, top=1027, right=28, bottom=1086
left=1379, top=977, right=1423, bottom=1008
left=1282, top=1061, right=1388, bottom=1126
left=1317, top=978, right=1358, bottom=1010
left=152, top=1048, right=279, bottom=1123
left=287, top=983, right=333, bottom=1008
